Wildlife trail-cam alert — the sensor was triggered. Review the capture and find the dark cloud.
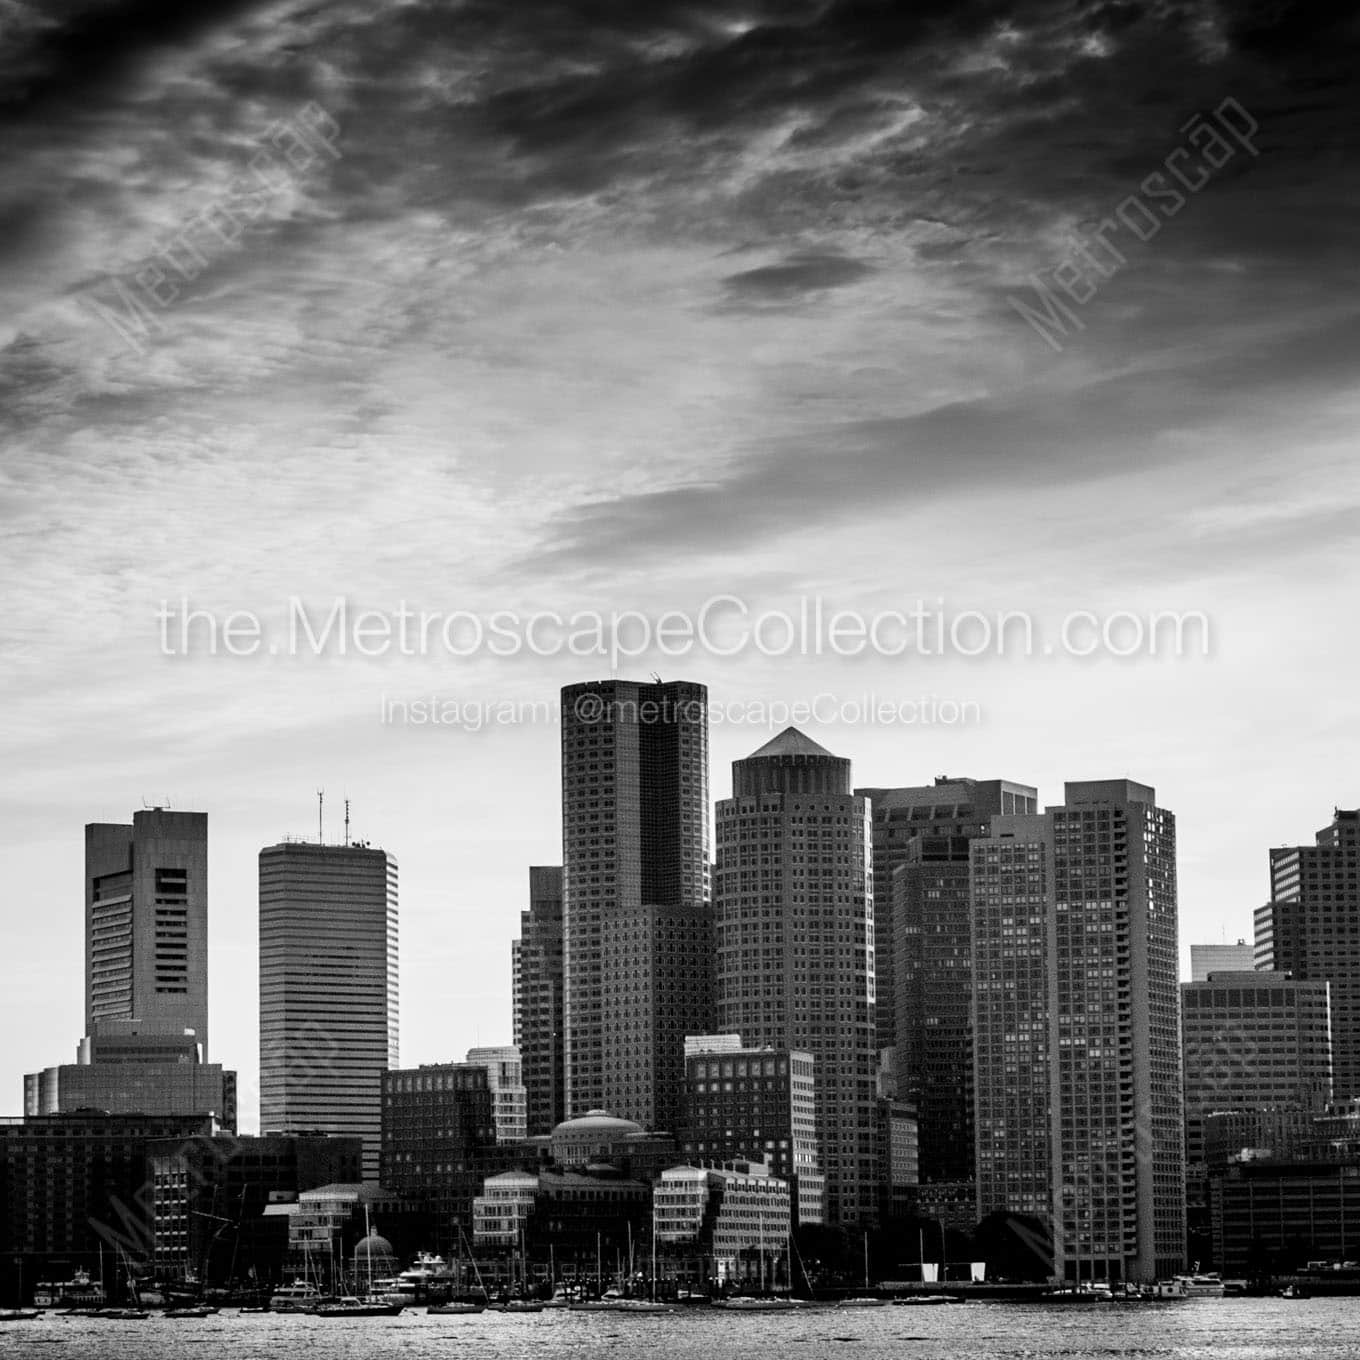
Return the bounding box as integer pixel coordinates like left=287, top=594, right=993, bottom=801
left=720, top=252, right=875, bottom=306
left=532, top=306, right=1360, bottom=573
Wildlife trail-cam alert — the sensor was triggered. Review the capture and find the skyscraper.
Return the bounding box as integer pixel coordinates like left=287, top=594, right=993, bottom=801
left=259, top=840, right=398, bottom=1181
left=513, top=865, right=565, bottom=1135
left=86, top=809, right=209, bottom=1057
left=856, top=777, right=1037, bottom=1186
left=1255, top=809, right=1360, bottom=1097
left=25, top=807, right=234, bottom=1123
left=560, top=679, right=712, bottom=1132
left=714, top=728, right=878, bottom=1225
left=972, top=780, right=1184, bottom=1283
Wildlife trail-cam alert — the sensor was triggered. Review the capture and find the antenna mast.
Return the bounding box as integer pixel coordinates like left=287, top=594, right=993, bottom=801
left=317, top=789, right=324, bottom=844
left=344, top=798, right=351, bottom=848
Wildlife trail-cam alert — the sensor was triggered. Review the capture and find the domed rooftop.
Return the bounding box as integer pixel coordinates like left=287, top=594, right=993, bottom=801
left=552, top=1109, right=644, bottom=1138
left=354, top=1230, right=395, bottom=1260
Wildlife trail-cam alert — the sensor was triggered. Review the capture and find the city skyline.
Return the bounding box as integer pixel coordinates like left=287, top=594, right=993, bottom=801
left=3, top=697, right=1357, bottom=1132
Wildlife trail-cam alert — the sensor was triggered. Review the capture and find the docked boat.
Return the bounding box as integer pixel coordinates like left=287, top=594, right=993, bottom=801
left=428, top=1299, right=485, bottom=1315
left=838, top=1296, right=890, bottom=1307
left=486, top=1298, right=544, bottom=1313
left=269, top=1281, right=325, bottom=1313
left=609, top=1299, right=671, bottom=1313
left=0, top=1309, right=41, bottom=1322
left=1172, top=1273, right=1225, bottom=1298
left=312, top=1295, right=405, bottom=1318
left=714, top=1296, right=802, bottom=1311
left=892, top=1294, right=953, bottom=1306
left=34, top=1268, right=106, bottom=1310
left=165, top=1305, right=219, bottom=1318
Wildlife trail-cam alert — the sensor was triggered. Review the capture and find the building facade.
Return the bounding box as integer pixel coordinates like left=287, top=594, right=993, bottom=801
left=258, top=840, right=399, bottom=1181
left=653, top=1164, right=792, bottom=1285
left=514, top=866, right=565, bottom=1135
left=679, top=1037, right=823, bottom=1225
left=1256, top=809, right=1360, bottom=1098
left=972, top=780, right=1185, bottom=1283
left=714, top=728, right=877, bottom=1225
left=1189, top=940, right=1255, bottom=981
left=0, top=1112, right=215, bottom=1260
left=1181, top=971, right=1333, bottom=1165
left=857, top=777, right=1037, bottom=1188
left=380, top=1063, right=497, bottom=1241
left=85, top=810, right=210, bottom=1059
left=560, top=679, right=713, bottom=1132
left=466, top=1046, right=528, bottom=1145
left=150, top=1132, right=362, bottom=1282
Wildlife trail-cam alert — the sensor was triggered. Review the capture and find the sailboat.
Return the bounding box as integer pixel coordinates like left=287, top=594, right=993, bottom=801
left=312, top=1209, right=404, bottom=1317
left=429, top=1228, right=488, bottom=1314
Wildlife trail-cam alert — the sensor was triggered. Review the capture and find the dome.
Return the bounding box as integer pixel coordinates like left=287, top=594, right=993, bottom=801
left=552, top=1109, right=643, bottom=1138
left=354, top=1230, right=395, bottom=1261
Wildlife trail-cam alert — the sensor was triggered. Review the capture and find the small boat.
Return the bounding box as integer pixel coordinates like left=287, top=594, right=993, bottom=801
left=1172, top=1273, right=1225, bottom=1298
left=609, top=1299, right=671, bottom=1313
left=892, top=1294, right=953, bottom=1306
left=838, top=1296, right=889, bottom=1307
left=486, top=1298, right=544, bottom=1313
left=94, top=1308, right=151, bottom=1320
left=428, top=1299, right=485, bottom=1315
left=713, top=1296, right=802, bottom=1311
left=1281, top=1284, right=1310, bottom=1299
left=0, top=1309, right=41, bottom=1322
left=312, top=1295, right=405, bottom=1318
left=164, top=1305, right=219, bottom=1318
left=270, top=1281, right=324, bottom=1313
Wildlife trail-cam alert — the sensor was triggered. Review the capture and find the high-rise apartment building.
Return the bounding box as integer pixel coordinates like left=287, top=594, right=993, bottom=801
left=1256, top=809, right=1360, bottom=1097
left=465, top=1046, right=528, bottom=1144
left=972, top=780, right=1184, bottom=1283
left=513, top=866, right=565, bottom=1135
left=1181, top=970, right=1332, bottom=1165
left=714, top=728, right=877, bottom=1225
left=560, top=679, right=712, bottom=1132
left=259, top=840, right=399, bottom=1181
left=856, top=777, right=1037, bottom=1186
left=1189, top=940, right=1255, bottom=981
left=86, top=810, right=209, bottom=1057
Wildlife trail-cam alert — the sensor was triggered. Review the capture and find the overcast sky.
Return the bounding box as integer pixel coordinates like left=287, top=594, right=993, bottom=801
left=2, top=0, right=1357, bottom=1130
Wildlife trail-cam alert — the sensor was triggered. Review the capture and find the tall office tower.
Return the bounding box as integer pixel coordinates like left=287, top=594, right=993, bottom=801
left=1189, top=940, right=1255, bottom=981
left=714, top=728, right=877, bottom=1226
left=972, top=780, right=1184, bottom=1283
left=465, top=1046, right=528, bottom=1144
left=856, top=778, right=1038, bottom=1186
left=560, top=679, right=712, bottom=1133
left=86, top=809, right=209, bottom=1058
left=1256, top=809, right=1360, bottom=1097
left=513, top=866, right=565, bottom=1135
left=1181, top=971, right=1332, bottom=1166
left=259, top=840, right=399, bottom=1181
left=858, top=779, right=1037, bottom=1059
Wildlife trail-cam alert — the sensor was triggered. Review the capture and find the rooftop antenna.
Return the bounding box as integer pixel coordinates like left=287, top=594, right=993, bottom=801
left=317, top=789, right=324, bottom=844
left=344, top=798, right=351, bottom=848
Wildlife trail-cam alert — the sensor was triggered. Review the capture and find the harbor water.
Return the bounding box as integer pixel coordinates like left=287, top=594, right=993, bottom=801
left=2, top=1297, right=1357, bottom=1360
